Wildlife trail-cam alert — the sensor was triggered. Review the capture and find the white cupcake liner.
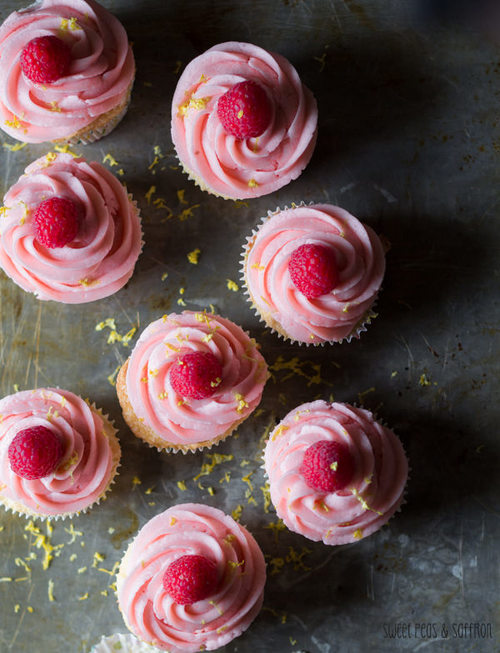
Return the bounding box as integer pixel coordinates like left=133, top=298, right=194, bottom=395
left=0, top=466, right=119, bottom=522
left=176, top=155, right=280, bottom=201
left=65, top=89, right=133, bottom=146
left=131, top=195, right=145, bottom=255
left=240, top=202, right=381, bottom=346
left=121, top=195, right=145, bottom=289
left=18, top=1, right=44, bottom=13
left=127, top=398, right=260, bottom=455
left=177, top=156, right=233, bottom=200
left=145, top=386, right=270, bottom=455
left=90, top=633, right=161, bottom=653
left=147, top=424, right=237, bottom=455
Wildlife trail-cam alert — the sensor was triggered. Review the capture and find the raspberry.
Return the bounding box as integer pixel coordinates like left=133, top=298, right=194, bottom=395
left=33, top=197, right=80, bottom=248
left=300, top=440, right=354, bottom=493
left=20, top=36, right=71, bottom=84
left=163, top=554, right=218, bottom=605
left=170, top=351, right=223, bottom=400
left=8, top=426, right=64, bottom=480
left=288, top=244, right=338, bottom=299
left=217, top=80, right=272, bottom=139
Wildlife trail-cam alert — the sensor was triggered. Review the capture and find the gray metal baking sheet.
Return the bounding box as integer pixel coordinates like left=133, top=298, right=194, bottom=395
left=0, top=0, right=498, bottom=651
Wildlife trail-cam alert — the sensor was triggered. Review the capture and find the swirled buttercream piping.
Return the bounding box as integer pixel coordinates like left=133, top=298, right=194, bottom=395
left=0, top=0, right=135, bottom=143
left=264, top=400, right=408, bottom=544
left=244, top=204, right=385, bottom=344
left=0, top=387, right=118, bottom=516
left=125, top=312, right=268, bottom=446
left=0, top=152, right=142, bottom=303
left=117, top=503, right=266, bottom=653
left=171, top=42, right=318, bottom=199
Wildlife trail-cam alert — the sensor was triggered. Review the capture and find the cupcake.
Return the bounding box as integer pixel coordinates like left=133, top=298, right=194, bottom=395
left=264, top=400, right=408, bottom=544
left=0, top=387, right=121, bottom=520
left=242, top=203, right=386, bottom=345
left=0, top=151, right=142, bottom=303
left=116, top=311, right=268, bottom=452
left=171, top=41, right=318, bottom=199
left=116, top=503, right=266, bottom=653
left=0, top=0, right=135, bottom=144
left=91, top=633, right=160, bottom=653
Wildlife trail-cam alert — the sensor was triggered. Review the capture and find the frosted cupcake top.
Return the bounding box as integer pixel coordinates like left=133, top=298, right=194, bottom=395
left=117, top=503, right=266, bottom=653
left=0, top=0, right=135, bottom=143
left=0, top=152, right=142, bottom=303
left=171, top=41, right=318, bottom=199
left=243, top=204, right=386, bottom=344
left=264, top=401, right=408, bottom=544
left=0, top=388, right=118, bottom=518
left=124, top=311, right=268, bottom=448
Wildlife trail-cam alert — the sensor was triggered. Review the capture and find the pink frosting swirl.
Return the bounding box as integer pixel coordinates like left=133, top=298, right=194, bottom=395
left=0, top=152, right=142, bottom=303
left=125, top=312, right=268, bottom=447
left=264, top=401, right=408, bottom=544
left=0, top=0, right=135, bottom=143
left=244, top=204, right=386, bottom=344
left=117, top=503, right=266, bottom=653
left=0, top=387, right=118, bottom=517
left=171, top=42, right=318, bottom=199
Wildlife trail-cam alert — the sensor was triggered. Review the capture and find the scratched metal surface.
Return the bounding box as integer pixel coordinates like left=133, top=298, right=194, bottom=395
left=0, top=1, right=499, bottom=652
